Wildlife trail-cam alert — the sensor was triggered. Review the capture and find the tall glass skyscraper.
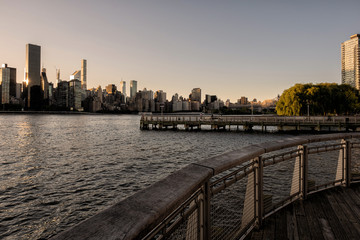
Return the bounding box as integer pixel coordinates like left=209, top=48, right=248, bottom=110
left=120, top=80, right=126, bottom=96
left=25, top=43, right=41, bottom=109
left=81, top=59, right=87, bottom=90
left=341, top=34, right=360, bottom=89
left=130, top=80, right=137, bottom=99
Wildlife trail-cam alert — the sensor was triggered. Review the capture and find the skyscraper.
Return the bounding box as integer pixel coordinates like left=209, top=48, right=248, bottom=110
left=189, top=88, right=201, bottom=102
left=25, top=44, right=41, bottom=109
left=81, top=59, right=87, bottom=90
left=0, top=64, right=16, bottom=104
left=0, top=66, right=10, bottom=104
left=41, top=68, right=49, bottom=101
left=70, top=70, right=81, bottom=81
left=69, top=79, right=82, bottom=110
left=130, top=80, right=137, bottom=98
left=120, top=80, right=126, bottom=95
left=341, top=34, right=360, bottom=89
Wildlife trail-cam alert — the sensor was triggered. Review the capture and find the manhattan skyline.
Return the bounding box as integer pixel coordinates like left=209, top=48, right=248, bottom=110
left=1, top=1, right=360, bottom=102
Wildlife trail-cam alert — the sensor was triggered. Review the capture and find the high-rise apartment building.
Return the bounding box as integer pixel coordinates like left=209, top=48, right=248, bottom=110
left=25, top=44, right=41, bottom=109
left=341, top=34, right=360, bottom=89
left=130, top=80, right=137, bottom=98
left=81, top=59, right=87, bottom=90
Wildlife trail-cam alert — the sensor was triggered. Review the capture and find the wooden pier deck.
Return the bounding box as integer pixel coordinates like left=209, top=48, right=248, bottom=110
left=247, top=184, right=360, bottom=240
left=140, top=115, right=360, bottom=132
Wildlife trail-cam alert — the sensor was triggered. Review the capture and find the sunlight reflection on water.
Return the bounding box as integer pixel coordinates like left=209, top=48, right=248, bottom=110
left=0, top=114, right=290, bottom=239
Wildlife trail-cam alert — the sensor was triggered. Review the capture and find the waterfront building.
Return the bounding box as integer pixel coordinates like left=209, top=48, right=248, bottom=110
left=106, top=84, right=117, bottom=95
left=341, top=34, right=360, bottom=89
left=70, top=70, right=81, bottom=81
left=134, top=88, right=153, bottom=112
left=81, top=59, right=87, bottom=90
left=190, top=101, right=200, bottom=111
left=48, top=82, right=54, bottom=105
left=56, top=69, right=61, bottom=84
left=154, top=90, right=166, bottom=103
left=96, top=86, right=103, bottom=103
left=16, top=83, right=22, bottom=99
left=172, top=100, right=182, bottom=112
left=69, top=79, right=82, bottom=110
left=189, top=88, right=201, bottom=102
left=0, top=64, right=16, bottom=104
left=130, top=80, right=137, bottom=99
left=120, top=80, right=126, bottom=95
left=41, top=68, right=49, bottom=101
left=238, top=96, right=248, bottom=105
left=57, top=80, right=69, bottom=108
left=205, top=94, right=217, bottom=105
left=25, top=44, right=41, bottom=109
left=182, top=101, right=190, bottom=111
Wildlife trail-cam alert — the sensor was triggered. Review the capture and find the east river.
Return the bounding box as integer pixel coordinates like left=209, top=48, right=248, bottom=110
left=0, top=114, right=293, bottom=239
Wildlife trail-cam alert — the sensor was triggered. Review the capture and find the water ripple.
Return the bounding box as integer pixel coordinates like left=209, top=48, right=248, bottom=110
left=0, top=114, right=290, bottom=239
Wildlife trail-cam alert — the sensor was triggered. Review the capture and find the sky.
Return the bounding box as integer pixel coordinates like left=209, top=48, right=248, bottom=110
left=0, top=0, right=360, bottom=102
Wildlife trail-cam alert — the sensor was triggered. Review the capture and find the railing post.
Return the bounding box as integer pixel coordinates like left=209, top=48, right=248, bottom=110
left=300, top=145, right=308, bottom=200
left=200, top=181, right=211, bottom=240
left=345, top=140, right=351, bottom=187
left=255, top=156, right=263, bottom=228
left=336, top=139, right=352, bottom=187
left=292, top=145, right=308, bottom=200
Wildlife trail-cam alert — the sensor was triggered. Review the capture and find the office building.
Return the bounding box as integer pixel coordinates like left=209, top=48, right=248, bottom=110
left=69, top=79, right=82, bottom=110
left=0, top=64, right=16, bottom=104
left=41, top=68, right=49, bottom=100
left=120, top=80, right=126, bottom=95
left=341, top=34, right=360, bottom=89
left=56, top=69, right=61, bottom=83
left=189, top=88, right=201, bottom=102
left=130, top=80, right=137, bottom=98
left=70, top=70, right=81, bottom=81
left=81, top=59, right=87, bottom=90
left=16, top=83, right=22, bottom=99
left=25, top=44, right=41, bottom=109
left=57, top=80, right=69, bottom=108
left=154, top=90, right=166, bottom=103
left=106, top=84, right=117, bottom=95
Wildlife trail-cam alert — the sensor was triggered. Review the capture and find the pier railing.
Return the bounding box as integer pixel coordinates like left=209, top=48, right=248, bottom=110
left=141, top=114, right=360, bottom=124
left=140, top=115, right=360, bottom=131
left=52, top=133, right=360, bottom=240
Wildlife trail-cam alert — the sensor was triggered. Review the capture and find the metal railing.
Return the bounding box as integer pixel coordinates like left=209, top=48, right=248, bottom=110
left=52, top=133, right=360, bottom=240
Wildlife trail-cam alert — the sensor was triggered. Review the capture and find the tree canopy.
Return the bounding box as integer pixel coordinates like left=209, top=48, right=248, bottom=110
left=276, top=83, right=360, bottom=116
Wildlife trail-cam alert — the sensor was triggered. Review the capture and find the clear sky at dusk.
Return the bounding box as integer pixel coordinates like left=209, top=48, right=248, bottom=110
left=1, top=0, right=360, bottom=102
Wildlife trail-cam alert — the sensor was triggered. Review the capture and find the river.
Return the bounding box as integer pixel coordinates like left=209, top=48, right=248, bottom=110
left=0, top=114, right=292, bottom=239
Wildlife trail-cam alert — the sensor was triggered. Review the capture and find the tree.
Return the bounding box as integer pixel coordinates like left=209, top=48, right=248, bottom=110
left=276, top=83, right=360, bottom=116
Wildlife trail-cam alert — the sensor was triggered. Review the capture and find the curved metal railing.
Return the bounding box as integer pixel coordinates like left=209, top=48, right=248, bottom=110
left=52, top=132, right=360, bottom=240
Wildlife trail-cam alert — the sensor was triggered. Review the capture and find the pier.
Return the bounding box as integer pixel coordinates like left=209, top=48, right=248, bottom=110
left=52, top=133, right=360, bottom=240
left=140, top=115, right=360, bottom=132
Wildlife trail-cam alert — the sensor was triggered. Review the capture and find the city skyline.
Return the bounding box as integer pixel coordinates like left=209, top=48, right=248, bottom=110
left=1, top=1, right=360, bottom=102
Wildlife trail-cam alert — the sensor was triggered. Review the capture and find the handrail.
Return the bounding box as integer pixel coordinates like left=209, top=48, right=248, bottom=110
left=51, top=132, right=360, bottom=240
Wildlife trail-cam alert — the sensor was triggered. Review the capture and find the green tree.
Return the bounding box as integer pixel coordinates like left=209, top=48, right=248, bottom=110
left=276, top=83, right=360, bottom=116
